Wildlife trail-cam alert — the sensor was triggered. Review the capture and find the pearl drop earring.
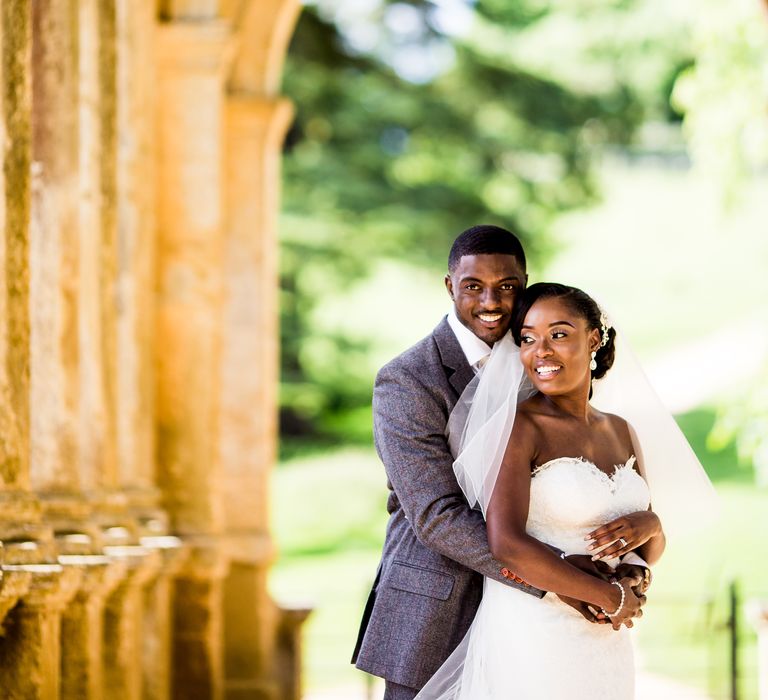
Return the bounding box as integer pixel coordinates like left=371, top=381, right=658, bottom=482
left=589, top=352, right=597, bottom=371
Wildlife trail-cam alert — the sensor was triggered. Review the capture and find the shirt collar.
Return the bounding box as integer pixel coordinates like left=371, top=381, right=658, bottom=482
left=446, top=307, right=492, bottom=368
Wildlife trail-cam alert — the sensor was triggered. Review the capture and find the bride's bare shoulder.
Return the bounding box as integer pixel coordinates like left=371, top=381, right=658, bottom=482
left=517, top=395, right=541, bottom=420
left=595, top=410, right=634, bottom=444
left=514, top=395, right=551, bottom=433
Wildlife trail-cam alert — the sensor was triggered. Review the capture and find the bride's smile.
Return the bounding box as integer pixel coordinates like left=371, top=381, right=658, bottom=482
left=517, top=296, right=600, bottom=399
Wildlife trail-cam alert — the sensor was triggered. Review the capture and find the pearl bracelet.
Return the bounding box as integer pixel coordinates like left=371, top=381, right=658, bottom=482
left=602, top=580, right=626, bottom=618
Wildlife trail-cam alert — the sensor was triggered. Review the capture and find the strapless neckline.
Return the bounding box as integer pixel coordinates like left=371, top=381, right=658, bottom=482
left=525, top=454, right=649, bottom=558
left=532, top=455, right=637, bottom=480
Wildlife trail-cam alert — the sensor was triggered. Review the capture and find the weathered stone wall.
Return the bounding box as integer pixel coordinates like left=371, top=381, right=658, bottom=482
left=0, top=1, right=304, bottom=698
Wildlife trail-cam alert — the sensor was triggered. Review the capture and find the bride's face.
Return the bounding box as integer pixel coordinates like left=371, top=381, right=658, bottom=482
left=518, top=297, right=601, bottom=396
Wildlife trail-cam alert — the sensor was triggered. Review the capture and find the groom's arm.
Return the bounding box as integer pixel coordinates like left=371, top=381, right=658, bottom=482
left=373, top=362, right=544, bottom=597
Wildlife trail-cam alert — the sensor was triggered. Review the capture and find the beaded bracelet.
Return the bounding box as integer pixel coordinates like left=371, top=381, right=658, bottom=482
left=602, top=580, right=626, bottom=618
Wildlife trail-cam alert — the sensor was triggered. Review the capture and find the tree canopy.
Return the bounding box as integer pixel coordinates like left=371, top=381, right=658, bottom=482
left=279, top=0, right=696, bottom=442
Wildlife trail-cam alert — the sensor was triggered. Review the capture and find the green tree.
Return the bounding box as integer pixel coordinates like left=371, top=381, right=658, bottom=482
left=674, top=0, right=768, bottom=484
left=280, top=0, right=692, bottom=442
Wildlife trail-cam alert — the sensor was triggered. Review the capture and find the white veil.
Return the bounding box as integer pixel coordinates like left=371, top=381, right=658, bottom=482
left=447, top=326, right=718, bottom=536
left=590, top=329, right=719, bottom=536
left=446, top=332, right=533, bottom=517
left=416, top=321, right=719, bottom=700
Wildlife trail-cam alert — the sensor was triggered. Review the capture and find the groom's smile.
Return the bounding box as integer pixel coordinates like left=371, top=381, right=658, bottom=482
left=445, top=253, right=527, bottom=345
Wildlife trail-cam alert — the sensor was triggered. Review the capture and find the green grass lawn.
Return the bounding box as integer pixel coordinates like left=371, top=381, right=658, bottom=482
left=270, top=408, right=768, bottom=698
left=269, top=448, right=388, bottom=693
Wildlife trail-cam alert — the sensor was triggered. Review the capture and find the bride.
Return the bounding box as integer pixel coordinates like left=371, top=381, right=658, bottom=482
left=415, top=282, right=716, bottom=700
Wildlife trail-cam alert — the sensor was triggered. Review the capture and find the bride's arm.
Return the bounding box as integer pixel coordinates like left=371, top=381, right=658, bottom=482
left=587, top=508, right=665, bottom=566
left=486, top=412, right=641, bottom=622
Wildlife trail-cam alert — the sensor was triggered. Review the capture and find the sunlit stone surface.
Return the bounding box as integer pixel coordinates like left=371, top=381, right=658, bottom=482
left=0, top=1, right=303, bottom=697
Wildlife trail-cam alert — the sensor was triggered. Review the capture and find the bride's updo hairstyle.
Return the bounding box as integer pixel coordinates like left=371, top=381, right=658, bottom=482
left=511, top=283, right=617, bottom=381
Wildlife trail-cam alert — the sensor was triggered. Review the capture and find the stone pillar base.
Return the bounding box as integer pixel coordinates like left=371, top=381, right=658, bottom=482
left=222, top=552, right=280, bottom=700
left=172, top=543, right=230, bottom=700
left=103, top=545, right=163, bottom=700
left=140, top=536, right=188, bottom=700
left=275, top=604, right=312, bottom=700
left=0, top=564, right=82, bottom=699
left=59, top=555, right=128, bottom=700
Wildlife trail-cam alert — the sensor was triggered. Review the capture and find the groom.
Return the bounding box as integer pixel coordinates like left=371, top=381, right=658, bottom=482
left=352, top=225, right=648, bottom=699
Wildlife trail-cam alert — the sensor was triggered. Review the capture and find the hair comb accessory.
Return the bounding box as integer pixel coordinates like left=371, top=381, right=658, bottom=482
left=599, top=311, right=611, bottom=347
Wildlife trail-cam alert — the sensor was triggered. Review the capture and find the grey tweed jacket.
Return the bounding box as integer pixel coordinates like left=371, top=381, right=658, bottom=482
left=352, top=317, right=543, bottom=689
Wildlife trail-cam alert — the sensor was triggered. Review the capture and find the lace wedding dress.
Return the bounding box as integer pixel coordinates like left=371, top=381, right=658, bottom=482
left=416, top=456, right=651, bottom=700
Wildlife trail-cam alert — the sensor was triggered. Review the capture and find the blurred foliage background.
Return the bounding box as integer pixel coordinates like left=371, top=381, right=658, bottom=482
left=273, top=0, right=768, bottom=697
left=279, top=0, right=688, bottom=447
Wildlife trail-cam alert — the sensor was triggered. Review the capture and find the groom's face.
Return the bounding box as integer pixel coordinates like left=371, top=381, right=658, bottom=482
left=445, top=254, right=527, bottom=345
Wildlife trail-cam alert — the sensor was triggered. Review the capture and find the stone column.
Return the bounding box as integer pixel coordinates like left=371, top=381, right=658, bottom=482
left=1, top=0, right=40, bottom=579
left=77, top=0, right=119, bottom=505
left=58, top=554, right=127, bottom=700
left=0, top=0, right=32, bottom=496
left=172, top=543, right=230, bottom=699
left=28, top=0, right=81, bottom=497
left=220, top=95, right=293, bottom=700
left=79, top=0, right=150, bottom=539
left=155, top=18, right=230, bottom=541
left=155, top=19, right=233, bottom=699
left=140, top=535, right=188, bottom=700
left=102, top=544, right=163, bottom=700
left=0, top=563, right=82, bottom=699
left=114, top=0, right=159, bottom=506
left=0, top=13, right=79, bottom=700
left=275, top=605, right=312, bottom=700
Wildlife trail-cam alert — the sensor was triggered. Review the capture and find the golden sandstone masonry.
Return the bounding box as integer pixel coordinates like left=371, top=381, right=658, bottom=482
left=0, top=1, right=306, bottom=698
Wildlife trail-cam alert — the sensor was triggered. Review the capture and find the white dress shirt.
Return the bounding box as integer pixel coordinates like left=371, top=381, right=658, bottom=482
left=446, top=307, right=491, bottom=372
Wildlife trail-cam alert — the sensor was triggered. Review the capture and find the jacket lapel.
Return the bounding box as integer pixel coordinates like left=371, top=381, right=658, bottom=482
left=433, top=317, right=475, bottom=398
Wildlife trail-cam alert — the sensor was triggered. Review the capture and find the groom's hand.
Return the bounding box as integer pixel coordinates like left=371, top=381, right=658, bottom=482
left=556, top=555, right=615, bottom=624
left=614, top=563, right=651, bottom=595
left=564, top=554, right=615, bottom=580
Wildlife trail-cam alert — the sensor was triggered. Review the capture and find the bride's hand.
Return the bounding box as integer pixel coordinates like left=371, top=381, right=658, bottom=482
left=556, top=555, right=614, bottom=624
left=605, top=578, right=645, bottom=631
left=556, top=594, right=610, bottom=624
left=586, top=511, right=662, bottom=561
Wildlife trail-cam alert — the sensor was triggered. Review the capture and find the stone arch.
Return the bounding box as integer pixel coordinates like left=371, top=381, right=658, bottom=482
left=226, top=0, right=301, bottom=95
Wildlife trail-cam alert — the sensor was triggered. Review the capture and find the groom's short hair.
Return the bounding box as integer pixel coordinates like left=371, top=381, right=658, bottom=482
left=448, top=224, right=527, bottom=272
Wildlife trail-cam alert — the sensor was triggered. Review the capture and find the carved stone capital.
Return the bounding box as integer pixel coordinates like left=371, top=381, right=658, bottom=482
left=222, top=532, right=275, bottom=567
left=58, top=555, right=127, bottom=602
left=0, top=568, right=33, bottom=625
left=157, top=20, right=234, bottom=76
left=3, top=563, right=82, bottom=613
left=1, top=535, right=56, bottom=565
left=176, top=538, right=230, bottom=582
left=225, top=94, right=294, bottom=149
left=103, top=545, right=163, bottom=590
left=139, top=535, right=189, bottom=578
